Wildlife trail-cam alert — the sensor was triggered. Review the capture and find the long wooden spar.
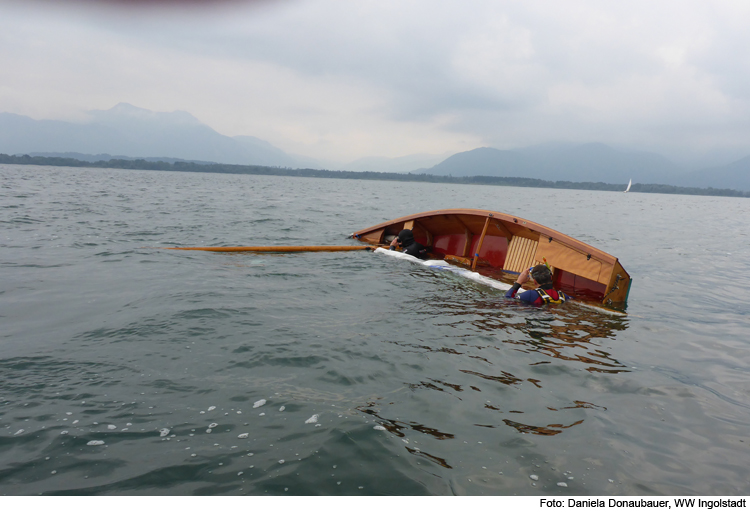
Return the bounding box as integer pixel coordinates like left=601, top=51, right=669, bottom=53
left=162, top=245, right=376, bottom=253
left=471, top=214, right=492, bottom=271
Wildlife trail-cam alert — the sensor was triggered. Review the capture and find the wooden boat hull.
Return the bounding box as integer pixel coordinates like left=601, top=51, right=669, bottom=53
left=351, top=209, right=631, bottom=308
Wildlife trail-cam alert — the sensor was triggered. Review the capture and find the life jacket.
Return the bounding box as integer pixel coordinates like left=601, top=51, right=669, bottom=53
left=536, top=288, right=566, bottom=305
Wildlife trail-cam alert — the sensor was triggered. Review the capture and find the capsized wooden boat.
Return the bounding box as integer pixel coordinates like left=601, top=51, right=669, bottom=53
left=351, top=208, right=631, bottom=307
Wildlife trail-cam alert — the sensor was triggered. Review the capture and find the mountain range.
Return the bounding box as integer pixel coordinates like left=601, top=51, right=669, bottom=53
left=421, top=144, right=750, bottom=190
left=415, top=144, right=681, bottom=183
left=0, top=103, right=317, bottom=168
left=1, top=103, right=748, bottom=190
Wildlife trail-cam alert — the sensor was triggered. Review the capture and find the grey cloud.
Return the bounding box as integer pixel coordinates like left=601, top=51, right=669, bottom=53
left=3, top=0, right=750, bottom=163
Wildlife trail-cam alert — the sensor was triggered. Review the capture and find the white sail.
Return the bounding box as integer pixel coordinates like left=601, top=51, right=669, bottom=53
left=624, top=179, right=632, bottom=193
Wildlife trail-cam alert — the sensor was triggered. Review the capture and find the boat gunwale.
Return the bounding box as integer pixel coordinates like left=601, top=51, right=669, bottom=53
left=351, top=208, right=620, bottom=266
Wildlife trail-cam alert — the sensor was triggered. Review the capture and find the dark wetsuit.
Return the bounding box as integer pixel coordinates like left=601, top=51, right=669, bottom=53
left=390, top=229, right=429, bottom=260
left=505, top=283, right=568, bottom=306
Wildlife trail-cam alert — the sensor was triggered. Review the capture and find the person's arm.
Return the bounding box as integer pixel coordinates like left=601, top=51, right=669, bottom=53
left=389, top=237, right=399, bottom=250
left=505, top=268, right=531, bottom=298
left=505, top=282, right=522, bottom=298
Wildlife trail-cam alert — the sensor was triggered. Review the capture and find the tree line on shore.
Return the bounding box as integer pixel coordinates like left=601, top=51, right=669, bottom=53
left=2, top=153, right=747, bottom=198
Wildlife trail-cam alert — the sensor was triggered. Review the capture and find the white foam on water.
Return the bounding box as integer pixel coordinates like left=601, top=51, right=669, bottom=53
left=278, top=459, right=285, bottom=464
left=208, top=423, right=218, bottom=428
left=159, top=428, right=170, bottom=437
left=60, top=430, right=68, bottom=435
left=529, top=474, right=539, bottom=481
left=305, top=414, right=319, bottom=424
left=557, top=482, right=568, bottom=487
left=373, top=425, right=386, bottom=431
left=238, top=433, right=249, bottom=439
left=108, top=425, right=116, bottom=430
left=375, top=247, right=512, bottom=292
left=279, top=406, right=285, bottom=412
left=206, top=429, right=212, bottom=433
left=374, top=248, right=625, bottom=316
left=207, top=406, right=216, bottom=411
left=87, top=440, right=105, bottom=446
left=14, top=429, right=24, bottom=435
left=253, top=399, right=266, bottom=409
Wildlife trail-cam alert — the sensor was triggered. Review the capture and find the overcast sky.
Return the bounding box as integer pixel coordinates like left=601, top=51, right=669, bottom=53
left=2, top=0, right=749, bottom=165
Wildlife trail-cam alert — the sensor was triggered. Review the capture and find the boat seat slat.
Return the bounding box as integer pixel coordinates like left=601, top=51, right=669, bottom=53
left=505, top=236, right=538, bottom=273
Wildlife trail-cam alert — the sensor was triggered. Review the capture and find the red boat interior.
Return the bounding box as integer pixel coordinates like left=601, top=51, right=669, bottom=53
left=353, top=209, right=630, bottom=307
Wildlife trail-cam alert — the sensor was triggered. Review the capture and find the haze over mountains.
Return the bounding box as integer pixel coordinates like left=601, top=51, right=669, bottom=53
left=0, top=103, right=317, bottom=169
left=416, top=144, right=685, bottom=185
left=1, top=103, right=748, bottom=191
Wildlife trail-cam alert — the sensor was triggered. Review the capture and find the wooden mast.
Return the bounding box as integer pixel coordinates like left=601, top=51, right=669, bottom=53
left=162, top=246, right=375, bottom=253
left=471, top=214, right=492, bottom=270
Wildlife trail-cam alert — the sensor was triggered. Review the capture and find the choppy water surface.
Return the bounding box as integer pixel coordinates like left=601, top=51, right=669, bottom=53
left=1, top=165, right=749, bottom=495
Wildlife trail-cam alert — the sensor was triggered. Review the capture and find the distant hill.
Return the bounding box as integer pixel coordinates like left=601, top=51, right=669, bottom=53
left=28, top=152, right=217, bottom=165
left=340, top=152, right=454, bottom=173
left=0, top=103, right=316, bottom=168
left=3, top=152, right=748, bottom=198
left=681, top=155, right=750, bottom=191
left=416, top=143, right=685, bottom=185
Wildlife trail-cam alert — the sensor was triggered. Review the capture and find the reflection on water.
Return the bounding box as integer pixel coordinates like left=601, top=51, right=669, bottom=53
left=346, top=281, right=631, bottom=474
left=502, top=418, right=584, bottom=436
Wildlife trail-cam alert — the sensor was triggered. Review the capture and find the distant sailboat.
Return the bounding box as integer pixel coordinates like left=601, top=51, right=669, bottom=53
left=624, top=179, right=632, bottom=193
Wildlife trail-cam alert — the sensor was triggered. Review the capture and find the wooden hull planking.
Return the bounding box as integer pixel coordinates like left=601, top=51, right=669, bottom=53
left=352, top=208, right=631, bottom=307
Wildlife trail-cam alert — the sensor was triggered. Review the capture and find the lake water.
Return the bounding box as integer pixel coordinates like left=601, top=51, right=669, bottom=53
left=2, top=164, right=750, bottom=496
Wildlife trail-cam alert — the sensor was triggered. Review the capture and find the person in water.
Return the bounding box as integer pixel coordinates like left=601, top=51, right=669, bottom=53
left=389, top=229, right=429, bottom=260
left=505, top=264, right=569, bottom=305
